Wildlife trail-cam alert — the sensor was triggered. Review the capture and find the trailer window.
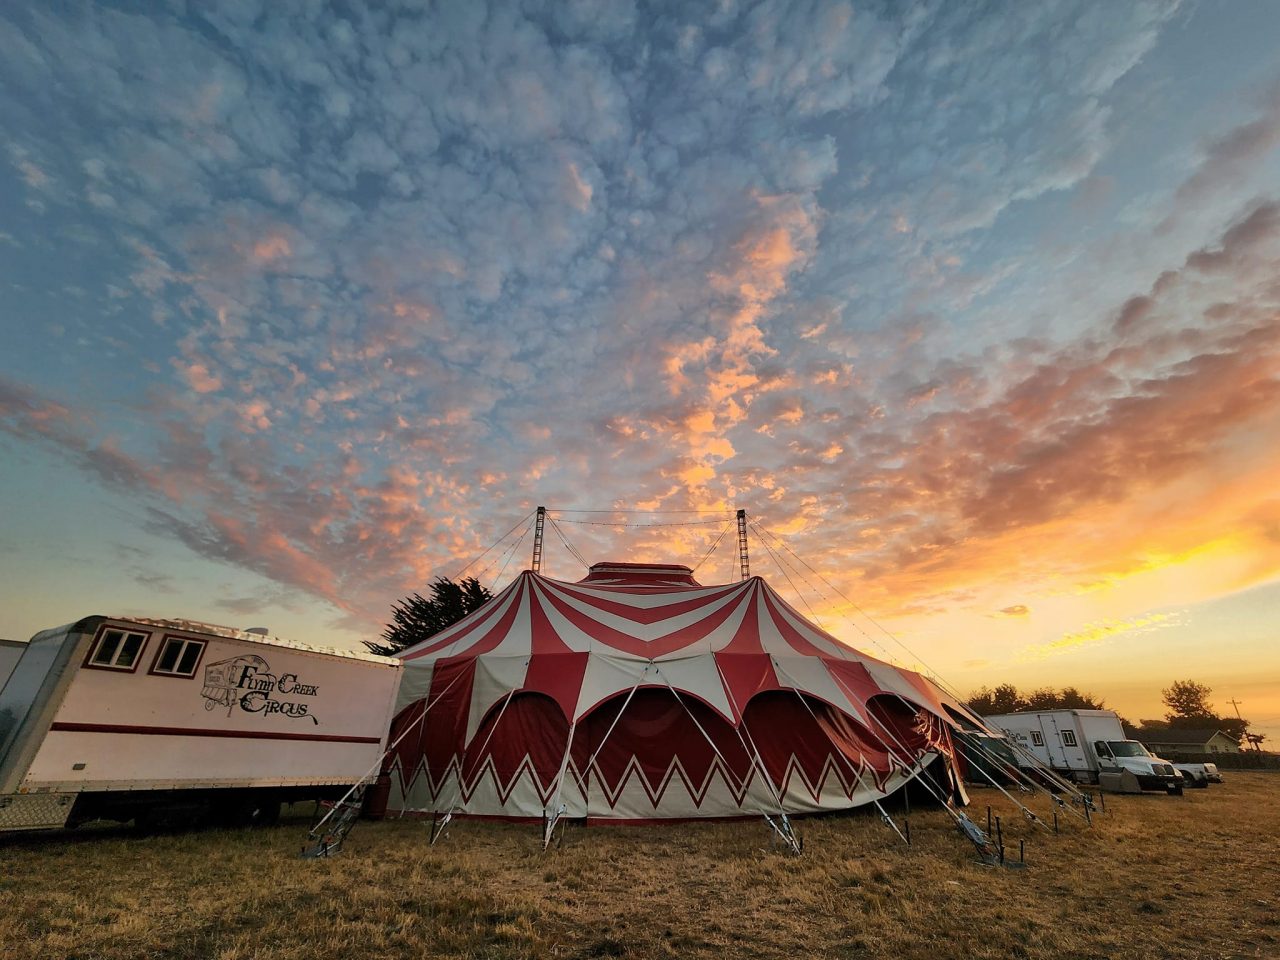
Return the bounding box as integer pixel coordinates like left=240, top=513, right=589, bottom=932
left=1030, top=731, right=1044, bottom=747
left=87, top=629, right=148, bottom=671
left=1061, top=730, right=1078, bottom=747
left=151, top=637, right=206, bottom=677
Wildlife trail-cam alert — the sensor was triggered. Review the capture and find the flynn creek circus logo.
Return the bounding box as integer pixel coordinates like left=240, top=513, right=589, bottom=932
left=201, top=655, right=320, bottom=724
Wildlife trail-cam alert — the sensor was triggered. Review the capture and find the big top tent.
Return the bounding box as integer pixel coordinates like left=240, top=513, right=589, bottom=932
left=379, top=561, right=976, bottom=829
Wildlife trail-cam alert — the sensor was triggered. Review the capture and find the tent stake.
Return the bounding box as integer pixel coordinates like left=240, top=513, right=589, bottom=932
left=1053, top=809, right=1059, bottom=834
left=987, top=805, right=992, bottom=835
left=904, top=819, right=911, bottom=847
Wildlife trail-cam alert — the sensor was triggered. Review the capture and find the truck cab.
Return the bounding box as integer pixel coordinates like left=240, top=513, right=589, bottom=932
left=1091, top=739, right=1184, bottom=794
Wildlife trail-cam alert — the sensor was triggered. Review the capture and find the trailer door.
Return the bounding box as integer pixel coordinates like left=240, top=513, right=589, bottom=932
left=0, top=625, right=84, bottom=793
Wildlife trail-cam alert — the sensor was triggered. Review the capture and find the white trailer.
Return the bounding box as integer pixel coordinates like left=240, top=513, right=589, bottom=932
left=0, top=615, right=401, bottom=832
left=987, top=709, right=1184, bottom=794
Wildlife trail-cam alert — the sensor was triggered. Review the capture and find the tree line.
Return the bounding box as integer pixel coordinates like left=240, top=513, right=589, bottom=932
left=966, top=679, right=1265, bottom=749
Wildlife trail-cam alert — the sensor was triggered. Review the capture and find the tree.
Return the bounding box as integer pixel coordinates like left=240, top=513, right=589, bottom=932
left=1161, top=679, right=1251, bottom=747
left=1162, top=679, right=1216, bottom=723
left=365, top=576, right=494, bottom=657
left=1024, top=686, right=1107, bottom=711
left=966, top=683, right=1026, bottom=716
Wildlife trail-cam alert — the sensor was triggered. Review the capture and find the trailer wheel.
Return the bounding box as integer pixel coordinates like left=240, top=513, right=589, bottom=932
left=1167, top=783, right=1183, bottom=796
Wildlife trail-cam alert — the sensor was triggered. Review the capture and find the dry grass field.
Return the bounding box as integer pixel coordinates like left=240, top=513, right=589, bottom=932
left=2, top=773, right=1277, bottom=960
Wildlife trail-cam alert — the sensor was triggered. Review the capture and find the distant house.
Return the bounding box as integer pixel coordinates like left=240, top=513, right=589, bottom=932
left=1139, top=729, right=1241, bottom=754
left=0, top=639, right=26, bottom=691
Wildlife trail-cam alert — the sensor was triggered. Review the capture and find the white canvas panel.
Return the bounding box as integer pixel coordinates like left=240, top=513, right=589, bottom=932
left=571, top=652, right=655, bottom=720
left=761, top=589, right=862, bottom=660
left=464, top=654, right=532, bottom=744
left=770, top=655, right=865, bottom=723
left=527, top=581, right=621, bottom=653
left=649, top=653, right=735, bottom=722
left=862, top=660, right=947, bottom=718
left=394, top=660, right=435, bottom=713
left=539, top=580, right=752, bottom=643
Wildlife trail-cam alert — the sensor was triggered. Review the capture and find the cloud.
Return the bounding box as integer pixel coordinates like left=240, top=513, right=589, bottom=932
left=3, top=0, right=1276, bottom=656
left=1020, top=612, right=1181, bottom=662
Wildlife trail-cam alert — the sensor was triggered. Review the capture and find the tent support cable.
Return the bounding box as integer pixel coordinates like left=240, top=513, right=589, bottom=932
left=751, top=518, right=1089, bottom=817
left=769, top=661, right=909, bottom=846
left=430, top=684, right=521, bottom=845
left=300, top=664, right=470, bottom=858
left=812, top=662, right=998, bottom=850
left=715, top=658, right=808, bottom=855
left=843, top=691, right=1009, bottom=863
left=653, top=664, right=801, bottom=855
left=450, top=509, right=537, bottom=582
left=692, top=520, right=735, bottom=574
left=541, top=672, right=650, bottom=849
left=547, top=517, right=591, bottom=571
left=540, top=717, right=580, bottom=851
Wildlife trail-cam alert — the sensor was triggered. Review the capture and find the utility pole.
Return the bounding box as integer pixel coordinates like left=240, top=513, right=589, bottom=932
left=1228, top=698, right=1262, bottom=752
left=736, top=509, right=750, bottom=581
left=531, top=506, right=546, bottom=574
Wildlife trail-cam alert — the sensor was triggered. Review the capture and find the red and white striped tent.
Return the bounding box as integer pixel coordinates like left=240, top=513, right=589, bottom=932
left=385, top=562, right=970, bottom=823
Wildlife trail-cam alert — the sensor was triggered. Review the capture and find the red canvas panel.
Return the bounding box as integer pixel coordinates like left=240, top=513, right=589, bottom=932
left=743, top=691, right=893, bottom=798
left=576, top=689, right=753, bottom=809
left=824, top=659, right=882, bottom=708
left=714, top=651, right=779, bottom=720
left=459, top=692, right=570, bottom=806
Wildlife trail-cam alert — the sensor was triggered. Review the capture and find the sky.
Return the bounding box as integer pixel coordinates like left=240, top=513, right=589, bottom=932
left=1, top=1, right=1278, bottom=743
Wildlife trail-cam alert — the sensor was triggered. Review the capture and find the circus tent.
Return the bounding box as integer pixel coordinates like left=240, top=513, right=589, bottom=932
left=380, top=561, right=971, bottom=825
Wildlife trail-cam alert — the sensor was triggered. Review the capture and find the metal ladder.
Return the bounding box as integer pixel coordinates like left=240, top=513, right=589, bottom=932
left=300, top=784, right=367, bottom=858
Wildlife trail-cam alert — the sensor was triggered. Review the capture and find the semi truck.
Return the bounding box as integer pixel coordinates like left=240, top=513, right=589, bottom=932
left=0, top=615, right=401, bottom=832
left=986, top=709, right=1184, bottom=794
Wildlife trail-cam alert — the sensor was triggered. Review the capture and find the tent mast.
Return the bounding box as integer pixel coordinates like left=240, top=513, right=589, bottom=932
left=736, top=508, right=750, bottom=580
left=531, top=505, right=546, bottom=573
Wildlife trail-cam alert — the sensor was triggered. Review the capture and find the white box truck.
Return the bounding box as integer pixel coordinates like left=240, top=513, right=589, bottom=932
left=0, top=615, right=402, bottom=832
left=987, top=709, right=1184, bottom=794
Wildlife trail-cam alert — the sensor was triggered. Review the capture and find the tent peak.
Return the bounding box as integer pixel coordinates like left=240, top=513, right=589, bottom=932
left=579, top=561, right=701, bottom=586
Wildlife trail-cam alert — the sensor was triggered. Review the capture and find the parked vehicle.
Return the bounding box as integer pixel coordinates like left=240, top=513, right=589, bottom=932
left=986, top=709, right=1184, bottom=794
left=953, top=728, right=1023, bottom=786
left=1172, top=762, right=1222, bottom=787
left=0, top=616, right=401, bottom=832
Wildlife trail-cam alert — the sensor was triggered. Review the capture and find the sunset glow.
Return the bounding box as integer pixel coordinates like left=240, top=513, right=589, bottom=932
left=2, top=1, right=1278, bottom=742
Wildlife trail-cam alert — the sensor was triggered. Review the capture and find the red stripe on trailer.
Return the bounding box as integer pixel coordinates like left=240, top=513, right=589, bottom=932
left=49, top=721, right=381, bottom=744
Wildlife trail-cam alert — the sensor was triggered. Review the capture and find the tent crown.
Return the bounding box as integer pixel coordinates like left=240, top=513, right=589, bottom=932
left=579, top=561, right=701, bottom=586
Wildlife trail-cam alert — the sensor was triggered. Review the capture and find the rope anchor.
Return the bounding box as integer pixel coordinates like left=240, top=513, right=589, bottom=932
left=763, top=812, right=803, bottom=855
